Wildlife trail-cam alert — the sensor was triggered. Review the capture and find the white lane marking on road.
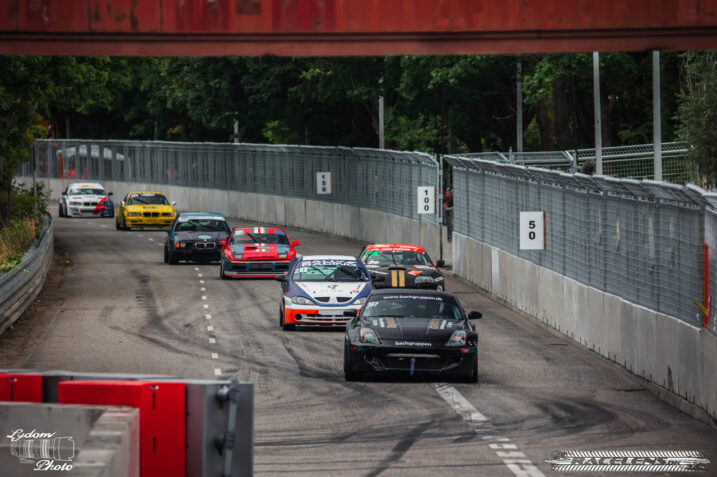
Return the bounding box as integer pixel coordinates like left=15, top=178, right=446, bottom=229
left=433, top=383, right=487, bottom=425
left=209, top=338, right=216, bottom=344
left=432, top=383, right=545, bottom=477
left=198, top=274, right=203, bottom=277
left=207, top=325, right=214, bottom=332
left=202, top=296, right=207, bottom=300
left=195, top=267, right=199, bottom=271
left=205, top=314, right=211, bottom=320
left=203, top=304, right=209, bottom=309
left=200, top=280, right=205, bottom=284
left=101, top=225, right=107, bottom=228
left=201, top=287, right=206, bottom=291
left=149, top=238, right=154, bottom=242
left=214, top=368, right=221, bottom=376
left=212, top=353, right=218, bottom=359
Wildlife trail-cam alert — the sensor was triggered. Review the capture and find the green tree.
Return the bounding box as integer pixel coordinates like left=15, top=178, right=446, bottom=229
left=677, top=51, right=717, bottom=183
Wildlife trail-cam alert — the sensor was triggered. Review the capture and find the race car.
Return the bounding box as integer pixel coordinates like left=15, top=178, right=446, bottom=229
left=164, top=212, right=231, bottom=264
left=59, top=182, right=114, bottom=218
left=359, top=244, right=446, bottom=291
left=219, top=226, right=300, bottom=279
left=343, top=289, right=482, bottom=381
left=116, top=191, right=176, bottom=230
left=276, top=255, right=373, bottom=330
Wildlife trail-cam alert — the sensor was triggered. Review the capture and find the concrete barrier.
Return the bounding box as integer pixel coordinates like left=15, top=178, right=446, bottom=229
left=0, top=402, right=139, bottom=477
left=452, top=231, right=717, bottom=422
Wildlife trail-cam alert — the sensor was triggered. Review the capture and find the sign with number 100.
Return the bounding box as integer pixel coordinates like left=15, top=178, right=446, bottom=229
left=417, top=186, right=435, bottom=215
left=520, top=211, right=546, bottom=250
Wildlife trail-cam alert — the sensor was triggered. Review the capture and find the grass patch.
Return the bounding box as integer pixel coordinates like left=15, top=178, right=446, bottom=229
left=0, top=218, right=43, bottom=272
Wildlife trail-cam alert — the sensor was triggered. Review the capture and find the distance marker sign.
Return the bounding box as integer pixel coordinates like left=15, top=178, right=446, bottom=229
left=519, top=211, right=546, bottom=250
left=316, top=172, right=332, bottom=195
left=417, top=186, right=435, bottom=214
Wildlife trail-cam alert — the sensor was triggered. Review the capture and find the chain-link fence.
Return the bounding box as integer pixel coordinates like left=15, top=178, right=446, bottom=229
left=447, top=155, right=717, bottom=328
left=455, top=142, right=695, bottom=184
left=705, top=207, right=717, bottom=335
left=23, top=140, right=440, bottom=225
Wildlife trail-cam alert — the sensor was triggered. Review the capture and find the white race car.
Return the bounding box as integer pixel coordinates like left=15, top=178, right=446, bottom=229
left=59, top=182, right=114, bottom=218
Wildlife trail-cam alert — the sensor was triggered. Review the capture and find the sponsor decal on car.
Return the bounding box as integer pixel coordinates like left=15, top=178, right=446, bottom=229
left=394, top=341, right=432, bottom=347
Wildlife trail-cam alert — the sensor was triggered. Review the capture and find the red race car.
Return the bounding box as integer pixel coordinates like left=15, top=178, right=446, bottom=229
left=219, top=226, right=300, bottom=279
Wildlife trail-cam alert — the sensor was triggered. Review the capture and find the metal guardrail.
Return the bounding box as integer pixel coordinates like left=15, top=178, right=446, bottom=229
left=0, top=214, right=54, bottom=335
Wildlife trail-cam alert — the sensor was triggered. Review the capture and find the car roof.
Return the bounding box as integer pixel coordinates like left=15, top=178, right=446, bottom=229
left=365, top=243, right=426, bottom=253
left=68, top=182, right=105, bottom=189
left=128, top=191, right=167, bottom=196
left=369, top=288, right=455, bottom=299
left=301, top=255, right=358, bottom=261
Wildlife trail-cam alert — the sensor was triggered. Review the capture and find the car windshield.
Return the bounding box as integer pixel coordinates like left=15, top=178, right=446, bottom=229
left=362, top=295, right=463, bottom=320
left=128, top=194, right=169, bottom=205
left=175, top=219, right=229, bottom=232
left=293, top=260, right=369, bottom=282
left=69, top=188, right=106, bottom=196
left=232, top=231, right=289, bottom=245
left=362, top=250, right=431, bottom=266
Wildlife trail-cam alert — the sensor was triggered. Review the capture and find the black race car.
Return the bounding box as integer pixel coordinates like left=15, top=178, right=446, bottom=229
left=164, top=212, right=231, bottom=264
left=359, top=243, right=446, bottom=290
left=343, top=289, right=482, bottom=381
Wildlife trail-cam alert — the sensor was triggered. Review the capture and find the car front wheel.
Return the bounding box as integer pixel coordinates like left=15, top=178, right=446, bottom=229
left=220, top=261, right=228, bottom=280
left=344, top=341, right=360, bottom=381
left=280, top=306, right=295, bottom=331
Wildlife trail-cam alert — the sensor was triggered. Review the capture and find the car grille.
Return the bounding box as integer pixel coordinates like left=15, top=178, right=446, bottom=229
left=314, top=297, right=330, bottom=303
left=296, top=314, right=349, bottom=322
left=143, top=212, right=160, bottom=217
left=84, top=201, right=98, bottom=206
left=194, top=242, right=215, bottom=249
left=336, top=297, right=351, bottom=303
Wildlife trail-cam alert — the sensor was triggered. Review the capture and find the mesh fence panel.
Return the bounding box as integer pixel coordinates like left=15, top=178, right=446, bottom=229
left=448, top=155, right=709, bottom=327
left=24, top=140, right=440, bottom=225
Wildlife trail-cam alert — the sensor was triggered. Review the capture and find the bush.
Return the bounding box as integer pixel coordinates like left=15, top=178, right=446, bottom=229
left=0, top=218, right=42, bottom=272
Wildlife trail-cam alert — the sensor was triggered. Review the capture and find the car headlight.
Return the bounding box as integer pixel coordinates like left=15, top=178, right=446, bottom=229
left=360, top=327, right=380, bottom=344
left=353, top=297, right=367, bottom=306
left=161, top=212, right=173, bottom=217
left=415, top=275, right=433, bottom=284
left=233, top=252, right=243, bottom=259
left=127, top=212, right=141, bottom=217
left=278, top=252, right=288, bottom=258
left=447, top=330, right=467, bottom=346
left=291, top=296, right=313, bottom=305
left=434, top=276, right=444, bottom=282
left=175, top=242, right=187, bottom=248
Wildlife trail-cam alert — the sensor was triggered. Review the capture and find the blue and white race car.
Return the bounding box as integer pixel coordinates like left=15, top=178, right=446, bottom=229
left=276, top=255, right=373, bottom=330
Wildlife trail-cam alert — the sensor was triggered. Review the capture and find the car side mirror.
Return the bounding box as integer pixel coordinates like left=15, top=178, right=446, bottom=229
left=371, top=274, right=385, bottom=283
left=468, top=311, right=482, bottom=320
left=219, top=240, right=226, bottom=247
left=436, top=259, right=445, bottom=268
left=292, top=240, right=301, bottom=247
left=343, top=310, right=357, bottom=318
left=274, top=274, right=288, bottom=282
left=171, top=201, right=177, bottom=206
left=108, top=192, right=113, bottom=196
left=121, top=201, right=126, bottom=206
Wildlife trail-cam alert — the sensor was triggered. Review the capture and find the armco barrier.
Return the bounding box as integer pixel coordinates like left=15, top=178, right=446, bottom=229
left=59, top=380, right=187, bottom=477
left=0, top=213, right=53, bottom=335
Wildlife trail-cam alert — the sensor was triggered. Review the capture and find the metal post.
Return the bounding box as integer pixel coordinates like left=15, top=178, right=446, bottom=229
left=653, top=50, right=662, bottom=181
left=593, top=52, right=603, bottom=174
left=379, top=75, right=385, bottom=149
left=517, top=59, right=523, bottom=152
left=33, top=143, right=38, bottom=233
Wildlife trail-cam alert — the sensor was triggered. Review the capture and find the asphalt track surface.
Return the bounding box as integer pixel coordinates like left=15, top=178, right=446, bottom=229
left=3, top=213, right=716, bottom=476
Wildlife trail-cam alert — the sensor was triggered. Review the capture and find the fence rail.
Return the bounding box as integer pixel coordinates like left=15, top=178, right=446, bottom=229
left=24, top=140, right=440, bottom=225
left=0, top=214, right=53, bottom=335
left=446, top=155, right=716, bottom=328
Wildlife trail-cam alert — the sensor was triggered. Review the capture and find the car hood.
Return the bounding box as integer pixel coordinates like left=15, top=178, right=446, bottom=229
left=295, top=281, right=369, bottom=301
left=125, top=204, right=174, bottom=213
left=230, top=243, right=290, bottom=260
left=363, top=317, right=464, bottom=342
left=174, top=231, right=227, bottom=242
left=365, top=264, right=441, bottom=286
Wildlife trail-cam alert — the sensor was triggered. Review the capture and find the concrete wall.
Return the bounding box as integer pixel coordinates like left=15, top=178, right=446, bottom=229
left=37, top=178, right=447, bottom=264
left=0, top=403, right=139, bottom=477
left=453, top=231, right=717, bottom=421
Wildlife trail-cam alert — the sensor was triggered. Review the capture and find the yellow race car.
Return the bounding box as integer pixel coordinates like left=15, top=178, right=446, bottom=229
left=116, top=191, right=177, bottom=230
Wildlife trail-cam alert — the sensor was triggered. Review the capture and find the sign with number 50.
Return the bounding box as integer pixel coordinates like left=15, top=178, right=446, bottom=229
left=520, top=211, right=546, bottom=250
left=417, top=186, right=435, bottom=215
